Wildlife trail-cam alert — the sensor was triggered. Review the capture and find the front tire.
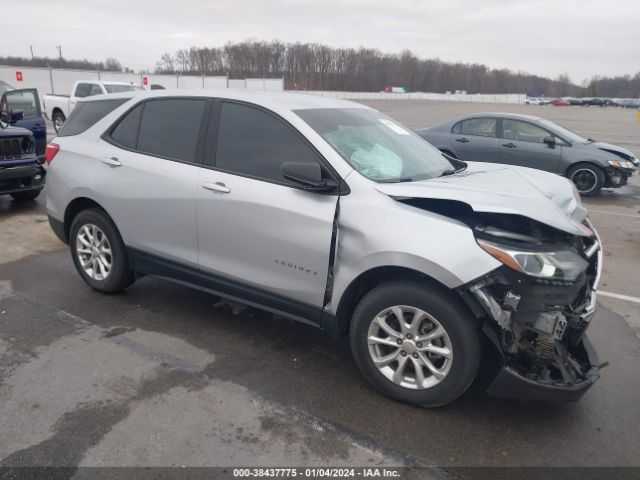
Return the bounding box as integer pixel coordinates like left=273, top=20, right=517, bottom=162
left=350, top=281, right=482, bottom=407
left=568, top=164, right=604, bottom=196
left=69, top=209, right=134, bottom=293
left=11, top=189, right=42, bottom=201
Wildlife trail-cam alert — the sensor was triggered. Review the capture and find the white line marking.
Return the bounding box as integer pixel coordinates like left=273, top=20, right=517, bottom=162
left=599, top=291, right=640, bottom=304
left=588, top=210, right=639, bottom=219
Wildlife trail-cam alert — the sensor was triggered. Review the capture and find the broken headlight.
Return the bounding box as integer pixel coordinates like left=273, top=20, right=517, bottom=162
left=477, top=239, right=588, bottom=282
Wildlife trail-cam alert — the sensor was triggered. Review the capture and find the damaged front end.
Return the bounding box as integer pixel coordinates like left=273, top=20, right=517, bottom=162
left=462, top=215, right=603, bottom=402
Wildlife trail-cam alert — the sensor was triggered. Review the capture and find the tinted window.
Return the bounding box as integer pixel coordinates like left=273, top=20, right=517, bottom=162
left=58, top=98, right=128, bottom=137
left=457, top=118, right=496, bottom=137
left=89, top=84, right=103, bottom=96
left=216, top=102, right=319, bottom=183
left=137, top=99, right=206, bottom=162
left=74, top=83, right=91, bottom=98
left=110, top=104, right=143, bottom=148
left=502, top=119, right=549, bottom=143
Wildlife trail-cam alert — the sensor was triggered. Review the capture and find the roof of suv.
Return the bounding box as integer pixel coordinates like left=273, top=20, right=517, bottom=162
left=455, top=112, right=542, bottom=122
left=79, top=89, right=368, bottom=111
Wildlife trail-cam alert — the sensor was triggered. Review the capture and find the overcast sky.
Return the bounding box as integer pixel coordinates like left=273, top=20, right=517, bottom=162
left=4, top=0, right=639, bottom=83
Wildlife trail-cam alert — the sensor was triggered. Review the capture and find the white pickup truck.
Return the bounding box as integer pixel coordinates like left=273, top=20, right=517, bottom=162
left=43, top=81, right=142, bottom=133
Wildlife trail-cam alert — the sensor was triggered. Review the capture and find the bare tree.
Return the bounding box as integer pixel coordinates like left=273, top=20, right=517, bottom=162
left=152, top=40, right=581, bottom=96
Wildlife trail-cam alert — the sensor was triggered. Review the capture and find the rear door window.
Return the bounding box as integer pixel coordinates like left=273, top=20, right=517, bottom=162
left=136, top=98, right=207, bottom=162
left=456, top=118, right=497, bottom=137
left=58, top=98, right=129, bottom=136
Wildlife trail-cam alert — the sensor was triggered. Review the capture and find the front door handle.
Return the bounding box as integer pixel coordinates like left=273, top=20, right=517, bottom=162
left=502, top=143, right=517, bottom=148
left=456, top=137, right=470, bottom=143
left=202, top=182, right=231, bottom=194
left=101, top=157, right=122, bottom=167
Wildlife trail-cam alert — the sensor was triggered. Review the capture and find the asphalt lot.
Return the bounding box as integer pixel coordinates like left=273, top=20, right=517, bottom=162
left=1, top=101, right=639, bottom=476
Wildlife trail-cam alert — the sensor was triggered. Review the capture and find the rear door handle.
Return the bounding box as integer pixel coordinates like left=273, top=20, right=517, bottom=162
left=101, top=157, right=122, bottom=167
left=502, top=143, right=517, bottom=148
left=202, top=182, right=231, bottom=194
left=456, top=137, right=470, bottom=143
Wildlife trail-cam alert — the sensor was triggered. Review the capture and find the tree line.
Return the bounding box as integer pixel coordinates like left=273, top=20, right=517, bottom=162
left=583, top=73, right=640, bottom=98
left=155, top=40, right=581, bottom=97
left=0, top=56, right=127, bottom=72
left=3, top=43, right=638, bottom=98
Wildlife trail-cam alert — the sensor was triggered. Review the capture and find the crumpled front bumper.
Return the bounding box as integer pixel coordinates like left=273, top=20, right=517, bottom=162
left=486, top=334, right=600, bottom=403
left=465, top=218, right=603, bottom=403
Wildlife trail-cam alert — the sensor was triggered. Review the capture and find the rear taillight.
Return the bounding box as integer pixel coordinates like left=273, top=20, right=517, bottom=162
left=45, top=143, right=60, bottom=165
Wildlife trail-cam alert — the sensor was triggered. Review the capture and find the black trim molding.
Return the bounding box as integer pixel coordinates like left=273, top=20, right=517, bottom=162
left=128, top=248, right=336, bottom=330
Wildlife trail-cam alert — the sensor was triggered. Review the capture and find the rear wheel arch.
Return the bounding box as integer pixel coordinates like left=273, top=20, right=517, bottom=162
left=333, top=266, right=468, bottom=338
left=64, top=197, right=115, bottom=242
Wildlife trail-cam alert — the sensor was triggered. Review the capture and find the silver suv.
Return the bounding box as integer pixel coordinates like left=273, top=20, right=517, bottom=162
left=46, top=91, right=602, bottom=406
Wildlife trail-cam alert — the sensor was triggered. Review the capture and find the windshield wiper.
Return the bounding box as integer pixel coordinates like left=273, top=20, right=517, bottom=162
left=379, top=177, right=416, bottom=183
left=439, top=169, right=456, bottom=177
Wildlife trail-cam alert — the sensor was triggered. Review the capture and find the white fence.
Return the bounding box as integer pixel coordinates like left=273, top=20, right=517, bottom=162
left=0, top=65, right=284, bottom=100
left=1, top=65, right=525, bottom=105
left=297, top=90, right=527, bottom=104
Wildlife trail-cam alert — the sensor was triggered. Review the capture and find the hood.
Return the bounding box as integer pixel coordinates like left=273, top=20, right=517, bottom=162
left=375, top=162, right=590, bottom=237
left=591, top=141, right=637, bottom=161
left=0, top=124, right=32, bottom=137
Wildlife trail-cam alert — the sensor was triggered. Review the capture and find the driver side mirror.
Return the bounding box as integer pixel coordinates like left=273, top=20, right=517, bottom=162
left=543, top=136, right=556, bottom=148
left=281, top=162, right=338, bottom=192
left=9, top=109, right=24, bottom=123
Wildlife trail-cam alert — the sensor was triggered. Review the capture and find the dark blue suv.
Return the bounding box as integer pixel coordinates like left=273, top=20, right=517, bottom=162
left=0, top=109, right=46, bottom=201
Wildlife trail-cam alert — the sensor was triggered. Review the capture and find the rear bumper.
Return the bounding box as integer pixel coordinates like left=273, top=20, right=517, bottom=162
left=486, top=334, right=600, bottom=403
left=0, top=164, right=45, bottom=195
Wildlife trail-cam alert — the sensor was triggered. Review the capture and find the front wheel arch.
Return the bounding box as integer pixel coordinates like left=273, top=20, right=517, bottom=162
left=333, top=266, right=468, bottom=338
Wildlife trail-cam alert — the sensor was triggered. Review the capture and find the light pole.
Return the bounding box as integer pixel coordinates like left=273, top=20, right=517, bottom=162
left=56, top=45, right=62, bottom=67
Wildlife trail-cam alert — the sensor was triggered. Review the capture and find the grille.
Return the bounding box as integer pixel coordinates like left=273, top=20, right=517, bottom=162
left=0, top=138, right=24, bottom=160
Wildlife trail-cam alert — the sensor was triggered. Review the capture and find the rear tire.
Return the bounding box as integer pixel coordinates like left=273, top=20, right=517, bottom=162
left=350, top=281, right=482, bottom=407
left=69, top=209, right=134, bottom=293
left=52, top=111, right=66, bottom=134
left=568, top=164, right=604, bottom=196
left=11, top=189, right=42, bottom=201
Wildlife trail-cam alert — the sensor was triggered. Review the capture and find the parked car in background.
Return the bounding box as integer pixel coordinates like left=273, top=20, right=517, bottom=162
left=416, top=112, right=637, bottom=195
left=44, top=81, right=143, bottom=133
left=525, top=97, right=544, bottom=105
left=45, top=91, right=603, bottom=406
left=566, top=97, right=584, bottom=106
left=553, top=98, right=570, bottom=106
left=0, top=110, right=46, bottom=201
left=0, top=82, right=47, bottom=162
left=621, top=99, right=640, bottom=108
left=585, top=97, right=607, bottom=107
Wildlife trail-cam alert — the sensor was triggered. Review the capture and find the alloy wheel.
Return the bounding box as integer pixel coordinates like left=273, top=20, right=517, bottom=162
left=570, top=168, right=598, bottom=194
left=367, top=305, right=453, bottom=390
left=76, top=223, right=112, bottom=281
